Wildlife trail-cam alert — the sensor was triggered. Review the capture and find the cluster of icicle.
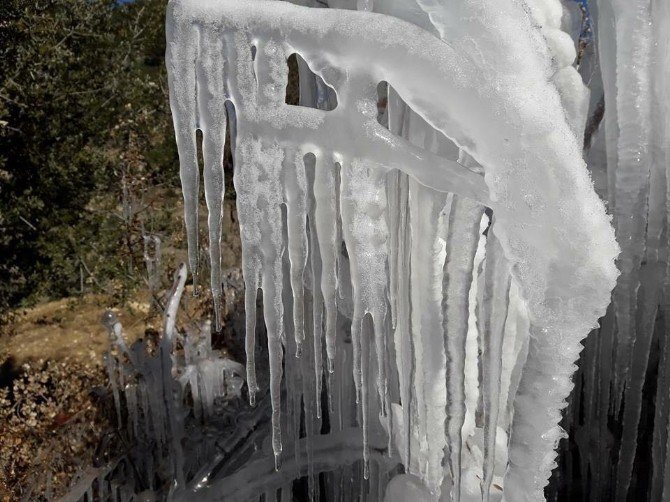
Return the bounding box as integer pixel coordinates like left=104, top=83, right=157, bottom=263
left=545, top=0, right=670, bottom=500
left=62, top=266, right=248, bottom=502
left=166, top=0, right=619, bottom=500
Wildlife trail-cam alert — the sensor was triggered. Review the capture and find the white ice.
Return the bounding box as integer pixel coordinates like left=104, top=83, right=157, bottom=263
left=166, top=0, right=619, bottom=500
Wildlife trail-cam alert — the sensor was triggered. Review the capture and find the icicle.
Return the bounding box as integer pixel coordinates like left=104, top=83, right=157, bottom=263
left=309, top=211, right=325, bottom=420
left=441, top=196, right=484, bottom=501
left=167, top=15, right=201, bottom=293
left=388, top=89, right=461, bottom=486
left=497, top=278, right=527, bottom=433
left=409, top=178, right=451, bottom=490
left=304, top=154, right=326, bottom=424
left=351, top=311, right=363, bottom=405
left=260, top=178, right=286, bottom=471
left=361, top=316, right=371, bottom=480
left=234, top=138, right=288, bottom=469
left=615, top=16, right=670, bottom=482
left=197, top=28, right=228, bottom=331
left=662, top=416, right=670, bottom=502
left=477, top=226, right=511, bottom=501
left=577, top=322, right=599, bottom=494
left=125, top=384, right=139, bottom=439
left=97, top=477, right=106, bottom=502
left=340, top=158, right=390, bottom=481
left=313, top=154, right=339, bottom=372
left=614, top=267, right=661, bottom=501
left=504, top=289, right=530, bottom=427
left=651, top=0, right=670, bottom=495
left=609, top=0, right=653, bottom=412
left=385, top=87, right=415, bottom=472
left=244, top=276, right=259, bottom=407
left=102, top=310, right=131, bottom=363
left=651, top=309, right=670, bottom=500
left=105, top=353, right=122, bottom=428
left=594, top=0, right=619, bottom=209
left=282, top=149, right=308, bottom=357
left=294, top=227, right=319, bottom=498
left=280, top=484, right=292, bottom=502
left=164, top=264, right=188, bottom=344
left=139, top=381, right=151, bottom=439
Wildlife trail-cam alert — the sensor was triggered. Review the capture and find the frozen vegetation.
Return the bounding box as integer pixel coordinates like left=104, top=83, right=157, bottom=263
left=64, top=0, right=670, bottom=500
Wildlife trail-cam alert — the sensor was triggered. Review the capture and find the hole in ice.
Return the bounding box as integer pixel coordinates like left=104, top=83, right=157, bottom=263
left=285, top=53, right=337, bottom=111
left=196, top=128, right=204, bottom=174
left=251, top=45, right=257, bottom=84
left=224, top=100, right=236, bottom=190
left=483, top=208, right=493, bottom=236
left=286, top=54, right=300, bottom=106
left=340, top=239, right=348, bottom=260
left=299, top=394, right=306, bottom=437
left=191, top=127, right=205, bottom=295
left=376, top=81, right=388, bottom=128
left=320, top=372, right=331, bottom=434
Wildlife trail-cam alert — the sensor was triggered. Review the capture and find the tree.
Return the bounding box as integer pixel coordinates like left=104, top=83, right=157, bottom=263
left=0, top=0, right=178, bottom=314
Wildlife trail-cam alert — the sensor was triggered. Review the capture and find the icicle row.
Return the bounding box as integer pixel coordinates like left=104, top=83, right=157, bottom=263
left=339, top=159, right=390, bottom=479
left=609, top=0, right=653, bottom=413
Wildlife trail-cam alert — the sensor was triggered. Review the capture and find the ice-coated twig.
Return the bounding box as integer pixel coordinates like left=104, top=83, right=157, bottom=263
left=164, top=263, right=188, bottom=345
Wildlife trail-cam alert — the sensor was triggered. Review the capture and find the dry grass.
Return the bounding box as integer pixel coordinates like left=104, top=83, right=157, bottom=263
left=0, top=358, right=111, bottom=501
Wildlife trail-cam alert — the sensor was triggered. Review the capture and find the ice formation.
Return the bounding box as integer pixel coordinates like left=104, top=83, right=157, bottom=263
left=65, top=267, right=249, bottom=501
left=165, top=0, right=619, bottom=500
left=547, top=0, right=670, bottom=500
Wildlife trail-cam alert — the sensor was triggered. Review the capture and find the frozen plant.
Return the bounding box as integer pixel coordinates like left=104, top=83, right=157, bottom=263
left=166, top=0, right=619, bottom=501
left=62, top=266, right=251, bottom=501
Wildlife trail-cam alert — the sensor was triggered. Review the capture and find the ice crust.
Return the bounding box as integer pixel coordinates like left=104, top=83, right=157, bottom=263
left=166, top=0, right=619, bottom=500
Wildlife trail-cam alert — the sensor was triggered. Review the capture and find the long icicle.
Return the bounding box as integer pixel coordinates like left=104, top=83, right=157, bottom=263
left=614, top=266, right=661, bottom=501
left=197, top=29, right=227, bottom=331
left=386, top=86, right=414, bottom=472
left=313, top=154, right=339, bottom=373
left=340, top=156, right=390, bottom=481
left=282, top=149, right=308, bottom=357
left=651, top=306, right=670, bottom=501
left=307, top=154, right=325, bottom=421
left=442, top=196, right=484, bottom=501
left=478, top=224, right=511, bottom=501
left=168, top=19, right=200, bottom=292
left=610, top=0, right=653, bottom=413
